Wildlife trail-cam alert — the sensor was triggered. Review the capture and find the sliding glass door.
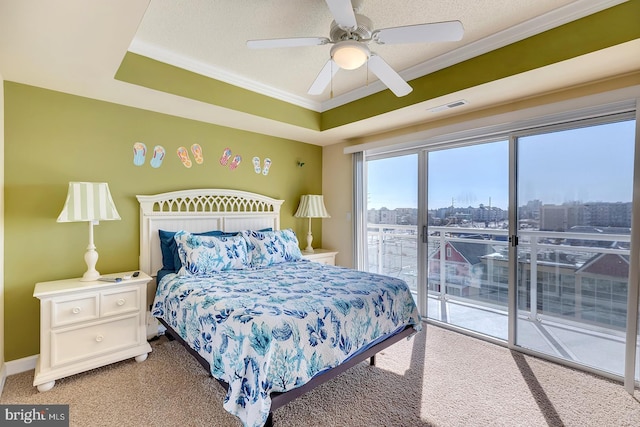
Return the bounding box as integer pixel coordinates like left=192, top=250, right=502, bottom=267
left=514, top=118, right=636, bottom=377
left=360, top=111, right=639, bottom=389
left=365, top=154, right=419, bottom=301
left=426, top=141, right=509, bottom=339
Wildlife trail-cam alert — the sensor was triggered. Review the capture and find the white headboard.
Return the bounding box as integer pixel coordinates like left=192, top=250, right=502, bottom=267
left=136, top=189, right=284, bottom=276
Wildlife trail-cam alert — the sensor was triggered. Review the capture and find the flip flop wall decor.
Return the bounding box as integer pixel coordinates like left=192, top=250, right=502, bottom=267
left=229, top=154, right=242, bottom=170
left=252, top=156, right=261, bottom=174
left=220, top=148, right=232, bottom=166
left=150, top=145, right=165, bottom=168
left=177, top=146, right=192, bottom=168
left=133, top=142, right=146, bottom=166
left=191, top=143, right=204, bottom=164
left=133, top=143, right=264, bottom=172
left=262, top=158, right=272, bottom=176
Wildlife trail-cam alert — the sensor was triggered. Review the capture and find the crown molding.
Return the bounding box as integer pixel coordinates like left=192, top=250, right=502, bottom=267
left=128, top=0, right=627, bottom=113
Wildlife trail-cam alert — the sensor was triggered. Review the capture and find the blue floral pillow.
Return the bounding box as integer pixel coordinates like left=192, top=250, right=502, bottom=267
left=159, top=229, right=235, bottom=274
left=173, top=231, right=250, bottom=275
left=242, top=229, right=303, bottom=268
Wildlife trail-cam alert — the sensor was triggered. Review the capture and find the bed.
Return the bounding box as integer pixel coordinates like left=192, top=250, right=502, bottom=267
left=137, top=189, right=421, bottom=427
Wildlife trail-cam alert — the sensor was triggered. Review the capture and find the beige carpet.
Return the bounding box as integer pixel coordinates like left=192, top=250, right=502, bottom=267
left=2, top=324, right=639, bottom=426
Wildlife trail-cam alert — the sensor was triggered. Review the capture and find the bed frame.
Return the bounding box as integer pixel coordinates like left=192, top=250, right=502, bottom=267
left=137, top=189, right=418, bottom=426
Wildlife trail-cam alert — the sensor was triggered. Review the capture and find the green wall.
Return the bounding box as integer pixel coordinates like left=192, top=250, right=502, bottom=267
left=3, top=82, right=323, bottom=361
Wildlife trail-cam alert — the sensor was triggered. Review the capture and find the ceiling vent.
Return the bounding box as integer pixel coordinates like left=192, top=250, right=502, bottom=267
left=429, top=99, right=469, bottom=113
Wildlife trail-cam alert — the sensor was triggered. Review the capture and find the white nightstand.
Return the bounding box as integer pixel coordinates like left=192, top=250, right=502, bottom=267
left=302, top=249, right=338, bottom=266
left=33, top=271, right=153, bottom=392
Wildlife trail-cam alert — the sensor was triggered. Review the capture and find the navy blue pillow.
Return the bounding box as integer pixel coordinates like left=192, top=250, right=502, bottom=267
left=156, top=268, right=176, bottom=285
left=158, top=228, right=273, bottom=274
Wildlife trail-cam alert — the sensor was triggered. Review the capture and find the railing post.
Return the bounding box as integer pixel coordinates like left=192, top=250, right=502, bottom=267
left=530, top=236, right=538, bottom=320
left=377, top=226, right=383, bottom=275
left=439, top=232, right=447, bottom=298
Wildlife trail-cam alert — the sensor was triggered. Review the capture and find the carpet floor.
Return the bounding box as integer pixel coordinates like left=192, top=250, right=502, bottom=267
left=2, top=323, right=639, bottom=426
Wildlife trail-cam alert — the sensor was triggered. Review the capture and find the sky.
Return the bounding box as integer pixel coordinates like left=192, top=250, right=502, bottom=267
left=367, top=119, right=636, bottom=211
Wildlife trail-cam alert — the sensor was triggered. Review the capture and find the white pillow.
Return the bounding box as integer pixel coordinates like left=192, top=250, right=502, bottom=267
left=241, top=229, right=303, bottom=268
left=174, top=231, right=250, bottom=275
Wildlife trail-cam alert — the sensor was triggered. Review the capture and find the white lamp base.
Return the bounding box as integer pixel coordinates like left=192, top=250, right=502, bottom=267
left=80, top=221, right=100, bottom=282
left=80, top=247, right=100, bottom=281
left=81, top=272, right=100, bottom=282
left=303, top=219, right=314, bottom=253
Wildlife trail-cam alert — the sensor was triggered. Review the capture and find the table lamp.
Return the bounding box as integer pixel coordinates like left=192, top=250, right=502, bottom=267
left=294, top=194, right=330, bottom=253
left=57, top=182, right=121, bottom=281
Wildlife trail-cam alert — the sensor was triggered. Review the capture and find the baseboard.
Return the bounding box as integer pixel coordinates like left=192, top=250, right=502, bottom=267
left=5, top=355, right=37, bottom=376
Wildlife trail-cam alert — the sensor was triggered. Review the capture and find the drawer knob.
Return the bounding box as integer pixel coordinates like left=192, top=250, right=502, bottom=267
left=95, top=335, right=103, bottom=343
left=72, top=307, right=81, bottom=314
left=116, top=299, right=126, bottom=306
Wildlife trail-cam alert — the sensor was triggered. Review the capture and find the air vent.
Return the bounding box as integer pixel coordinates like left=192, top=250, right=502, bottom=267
left=429, top=99, right=469, bottom=113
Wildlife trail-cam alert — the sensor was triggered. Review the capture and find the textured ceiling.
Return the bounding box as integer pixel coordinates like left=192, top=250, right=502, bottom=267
left=131, top=0, right=581, bottom=110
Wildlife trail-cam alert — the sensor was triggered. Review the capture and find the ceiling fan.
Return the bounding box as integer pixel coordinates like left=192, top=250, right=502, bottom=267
left=246, top=0, right=464, bottom=97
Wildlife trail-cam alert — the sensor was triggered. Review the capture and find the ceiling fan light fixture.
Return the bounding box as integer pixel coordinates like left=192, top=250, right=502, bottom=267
left=331, top=40, right=370, bottom=70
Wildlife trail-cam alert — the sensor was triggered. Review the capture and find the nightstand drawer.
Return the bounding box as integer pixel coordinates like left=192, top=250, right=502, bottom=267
left=50, top=315, right=140, bottom=367
left=310, top=256, right=333, bottom=265
left=101, top=288, right=139, bottom=317
left=302, top=249, right=338, bottom=266
left=52, top=295, right=99, bottom=327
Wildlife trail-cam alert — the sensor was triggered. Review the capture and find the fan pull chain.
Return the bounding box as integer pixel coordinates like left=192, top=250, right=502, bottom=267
left=366, top=61, right=369, bottom=87
left=330, top=60, right=334, bottom=99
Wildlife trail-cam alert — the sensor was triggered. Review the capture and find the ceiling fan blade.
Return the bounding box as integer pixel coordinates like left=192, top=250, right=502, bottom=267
left=367, top=54, right=412, bottom=97
left=308, top=59, right=339, bottom=95
left=373, top=20, right=464, bottom=44
left=325, top=0, right=357, bottom=30
left=247, top=37, right=330, bottom=49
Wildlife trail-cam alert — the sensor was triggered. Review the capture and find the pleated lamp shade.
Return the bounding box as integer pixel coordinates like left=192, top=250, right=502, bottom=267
left=294, top=195, right=331, bottom=219
left=57, top=182, right=121, bottom=223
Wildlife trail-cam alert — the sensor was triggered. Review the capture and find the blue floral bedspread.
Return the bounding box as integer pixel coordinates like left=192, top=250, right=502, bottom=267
left=152, top=260, right=421, bottom=427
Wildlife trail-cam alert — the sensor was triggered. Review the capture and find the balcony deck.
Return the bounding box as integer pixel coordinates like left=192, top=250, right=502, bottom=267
left=427, top=296, right=635, bottom=376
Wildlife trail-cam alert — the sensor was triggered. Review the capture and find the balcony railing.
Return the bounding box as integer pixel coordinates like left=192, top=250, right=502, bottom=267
left=367, top=224, right=419, bottom=290
left=367, top=223, right=631, bottom=331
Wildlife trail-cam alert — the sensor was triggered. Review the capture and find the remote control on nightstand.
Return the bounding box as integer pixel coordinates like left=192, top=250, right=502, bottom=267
left=122, top=271, right=140, bottom=280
